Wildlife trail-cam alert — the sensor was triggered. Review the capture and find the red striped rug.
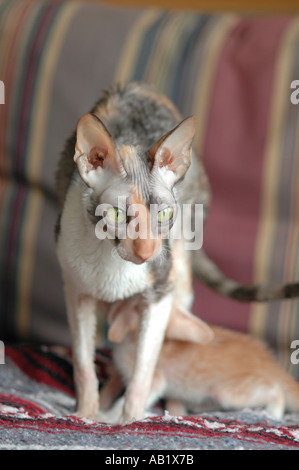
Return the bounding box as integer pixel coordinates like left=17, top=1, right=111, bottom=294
left=1, top=345, right=298, bottom=450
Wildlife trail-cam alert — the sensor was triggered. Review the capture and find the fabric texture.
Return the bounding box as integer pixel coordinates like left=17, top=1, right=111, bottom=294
left=0, top=1, right=299, bottom=374
left=1, top=344, right=299, bottom=450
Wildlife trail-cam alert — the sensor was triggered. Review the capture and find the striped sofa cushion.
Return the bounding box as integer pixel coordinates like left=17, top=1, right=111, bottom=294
left=0, top=1, right=299, bottom=378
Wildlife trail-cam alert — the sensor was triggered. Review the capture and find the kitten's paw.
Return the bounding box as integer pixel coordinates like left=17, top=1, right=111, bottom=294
left=66, top=409, right=98, bottom=421
left=66, top=400, right=100, bottom=421
left=97, top=396, right=125, bottom=425
left=265, top=384, right=285, bottom=421
left=165, top=398, right=187, bottom=417
left=96, top=410, right=121, bottom=424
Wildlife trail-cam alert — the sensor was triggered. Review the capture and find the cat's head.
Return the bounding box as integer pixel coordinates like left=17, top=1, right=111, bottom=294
left=73, top=113, right=196, bottom=264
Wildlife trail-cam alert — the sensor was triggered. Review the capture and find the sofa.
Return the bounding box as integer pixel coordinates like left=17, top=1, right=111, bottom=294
left=0, top=0, right=299, bottom=449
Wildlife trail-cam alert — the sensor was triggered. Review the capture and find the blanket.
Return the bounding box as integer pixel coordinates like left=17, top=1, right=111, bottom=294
left=1, top=345, right=299, bottom=450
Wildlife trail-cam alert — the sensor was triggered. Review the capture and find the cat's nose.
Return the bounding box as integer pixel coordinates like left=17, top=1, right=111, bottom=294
left=135, top=251, right=153, bottom=263
left=134, top=247, right=155, bottom=263
left=133, top=238, right=157, bottom=263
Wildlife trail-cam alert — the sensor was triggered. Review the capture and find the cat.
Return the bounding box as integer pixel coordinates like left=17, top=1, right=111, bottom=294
left=55, top=82, right=299, bottom=423
left=55, top=82, right=206, bottom=422
left=98, top=303, right=299, bottom=423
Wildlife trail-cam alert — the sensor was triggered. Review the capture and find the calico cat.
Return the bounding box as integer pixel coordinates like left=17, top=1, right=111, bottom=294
left=55, top=82, right=204, bottom=422
left=99, top=304, right=299, bottom=423
left=55, top=82, right=299, bottom=423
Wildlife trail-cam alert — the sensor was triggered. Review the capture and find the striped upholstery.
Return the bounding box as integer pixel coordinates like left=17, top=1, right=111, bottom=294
left=0, top=1, right=299, bottom=378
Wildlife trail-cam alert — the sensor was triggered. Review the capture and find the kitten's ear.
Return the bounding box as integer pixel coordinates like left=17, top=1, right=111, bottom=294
left=166, top=306, right=214, bottom=345
left=149, top=116, right=196, bottom=186
left=107, top=306, right=140, bottom=343
left=74, top=113, right=122, bottom=188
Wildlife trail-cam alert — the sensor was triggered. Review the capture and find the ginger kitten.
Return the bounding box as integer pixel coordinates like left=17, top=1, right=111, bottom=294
left=100, top=305, right=299, bottom=422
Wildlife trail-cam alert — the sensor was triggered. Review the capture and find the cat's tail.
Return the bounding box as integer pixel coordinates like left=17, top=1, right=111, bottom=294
left=192, top=249, right=299, bottom=302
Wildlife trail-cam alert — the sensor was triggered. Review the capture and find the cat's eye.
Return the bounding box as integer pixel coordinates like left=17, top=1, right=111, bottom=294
left=157, top=207, right=174, bottom=223
left=106, top=207, right=127, bottom=224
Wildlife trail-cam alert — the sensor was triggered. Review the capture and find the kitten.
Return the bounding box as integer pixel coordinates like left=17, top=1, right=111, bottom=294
left=100, top=304, right=299, bottom=423
left=55, top=82, right=299, bottom=423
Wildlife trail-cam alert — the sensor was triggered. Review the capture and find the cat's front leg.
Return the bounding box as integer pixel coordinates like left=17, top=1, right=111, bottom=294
left=63, top=273, right=99, bottom=419
left=122, top=293, right=173, bottom=423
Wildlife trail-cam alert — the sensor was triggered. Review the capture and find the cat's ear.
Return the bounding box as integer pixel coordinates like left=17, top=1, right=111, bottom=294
left=149, top=116, right=196, bottom=186
left=107, top=305, right=140, bottom=343
left=166, top=306, right=214, bottom=345
left=74, top=113, right=122, bottom=188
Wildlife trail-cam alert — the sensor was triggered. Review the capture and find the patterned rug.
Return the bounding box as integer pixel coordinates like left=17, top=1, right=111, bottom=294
left=1, top=345, right=299, bottom=450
